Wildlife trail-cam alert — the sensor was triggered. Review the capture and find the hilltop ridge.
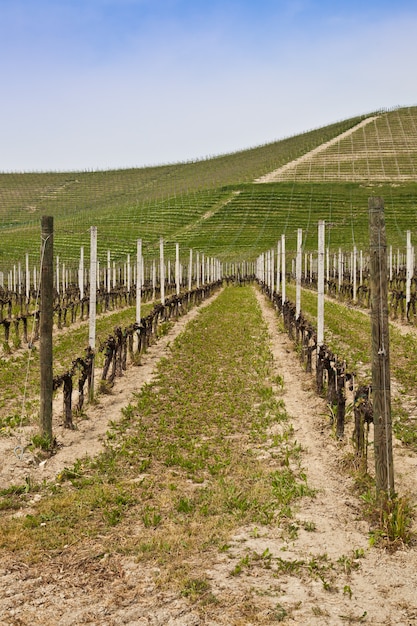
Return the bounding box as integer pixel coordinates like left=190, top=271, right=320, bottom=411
left=256, top=106, right=417, bottom=182
left=0, top=106, right=416, bottom=265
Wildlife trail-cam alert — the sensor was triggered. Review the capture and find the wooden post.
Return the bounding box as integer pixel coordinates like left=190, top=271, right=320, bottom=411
left=281, top=234, right=286, bottom=303
left=25, top=253, right=30, bottom=301
left=152, top=259, right=156, bottom=299
left=317, top=221, right=325, bottom=348
left=136, top=239, right=142, bottom=324
left=266, top=250, right=270, bottom=292
left=369, top=197, right=395, bottom=497
left=89, top=226, right=97, bottom=401
left=188, top=249, right=193, bottom=291
left=78, top=247, right=84, bottom=300
left=175, top=243, right=180, bottom=295
left=353, top=245, right=357, bottom=302
left=389, top=245, right=393, bottom=283
left=107, top=250, right=111, bottom=293
left=127, top=254, right=131, bottom=294
left=39, top=216, right=54, bottom=441
left=326, top=247, right=330, bottom=291
left=56, top=255, right=60, bottom=295
left=276, top=241, right=281, bottom=293
left=296, top=229, right=302, bottom=319
left=160, top=238, right=165, bottom=305
left=406, top=231, right=412, bottom=319
left=62, top=261, right=66, bottom=294
left=338, top=248, right=342, bottom=292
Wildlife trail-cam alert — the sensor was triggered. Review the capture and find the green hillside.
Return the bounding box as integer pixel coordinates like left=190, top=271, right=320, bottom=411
left=0, top=106, right=416, bottom=269
left=257, top=106, right=417, bottom=182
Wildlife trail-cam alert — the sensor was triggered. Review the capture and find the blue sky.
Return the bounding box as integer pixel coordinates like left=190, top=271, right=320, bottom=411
left=1, top=0, right=416, bottom=172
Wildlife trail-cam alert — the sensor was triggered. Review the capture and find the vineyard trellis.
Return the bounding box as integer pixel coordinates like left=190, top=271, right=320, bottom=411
left=12, top=207, right=411, bottom=466
left=256, top=198, right=405, bottom=496
left=259, top=280, right=370, bottom=453
left=51, top=283, right=224, bottom=431
left=22, top=217, right=259, bottom=445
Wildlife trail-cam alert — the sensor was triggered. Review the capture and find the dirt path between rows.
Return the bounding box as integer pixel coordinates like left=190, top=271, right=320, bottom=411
left=0, top=292, right=222, bottom=491
left=0, top=287, right=417, bottom=625
left=253, top=289, right=417, bottom=625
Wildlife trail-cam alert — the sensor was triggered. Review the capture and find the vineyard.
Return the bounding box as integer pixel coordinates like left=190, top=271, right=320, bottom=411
left=1, top=105, right=417, bottom=624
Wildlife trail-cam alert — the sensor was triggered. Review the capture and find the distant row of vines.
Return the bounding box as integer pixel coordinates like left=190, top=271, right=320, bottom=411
left=53, top=280, right=242, bottom=431
left=259, top=280, right=373, bottom=464
left=0, top=281, right=178, bottom=354
left=301, top=269, right=417, bottom=322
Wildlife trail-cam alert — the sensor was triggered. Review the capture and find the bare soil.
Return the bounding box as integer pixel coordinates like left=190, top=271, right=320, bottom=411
left=1, top=288, right=417, bottom=625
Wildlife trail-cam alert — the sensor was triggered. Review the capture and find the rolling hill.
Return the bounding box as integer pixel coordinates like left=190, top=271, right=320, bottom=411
left=0, top=105, right=416, bottom=269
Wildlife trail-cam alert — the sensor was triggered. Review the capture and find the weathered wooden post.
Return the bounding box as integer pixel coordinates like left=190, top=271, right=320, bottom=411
left=196, top=252, right=200, bottom=289
left=369, top=197, right=395, bottom=498
left=338, top=248, right=343, bottom=292
left=175, top=243, right=180, bottom=295
left=88, top=226, right=97, bottom=401
left=127, top=254, right=131, bottom=295
left=78, top=246, right=84, bottom=300
left=276, top=241, right=281, bottom=294
left=56, top=255, right=60, bottom=295
left=188, top=249, right=193, bottom=292
left=25, top=253, right=30, bottom=302
left=406, top=230, right=412, bottom=320
left=317, top=221, right=325, bottom=348
left=39, top=216, right=54, bottom=442
left=160, top=238, right=165, bottom=305
left=281, top=234, right=286, bottom=303
left=353, top=245, right=357, bottom=302
left=107, top=250, right=111, bottom=294
left=136, top=239, right=142, bottom=324
left=316, top=221, right=325, bottom=395
left=296, top=229, right=302, bottom=319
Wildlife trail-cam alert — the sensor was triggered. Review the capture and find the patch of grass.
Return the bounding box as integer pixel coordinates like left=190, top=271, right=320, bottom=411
left=360, top=489, right=415, bottom=550
left=0, top=412, right=28, bottom=432
left=0, top=302, right=155, bottom=433
left=181, top=577, right=211, bottom=600
left=392, top=399, right=417, bottom=449
left=30, top=433, right=56, bottom=452
left=337, top=554, right=361, bottom=575
left=176, top=497, right=195, bottom=514
left=0, top=478, right=41, bottom=511
left=0, top=286, right=313, bottom=583
left=230, top=553, right=251, bottom=576
left=271, top=468, right=315, bottom=515
left=141, top=506, right=162, bottom=529
left=273, top=603, right=288, bottom=622
left=275, top=557, right=305, bottom=574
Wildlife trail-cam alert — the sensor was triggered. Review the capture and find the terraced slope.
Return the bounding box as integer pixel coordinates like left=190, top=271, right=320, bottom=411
left=1, top=107, right=417, bottom=269
left=181, top=181, right=417, bottom=257
left=256, top=106, right=417, bottom=182
left=0, top=115, right=371, bottom=264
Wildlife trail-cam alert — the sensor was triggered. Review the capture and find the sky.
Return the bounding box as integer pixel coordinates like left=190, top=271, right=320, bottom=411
left=1, top=0, right=416, bottom=172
